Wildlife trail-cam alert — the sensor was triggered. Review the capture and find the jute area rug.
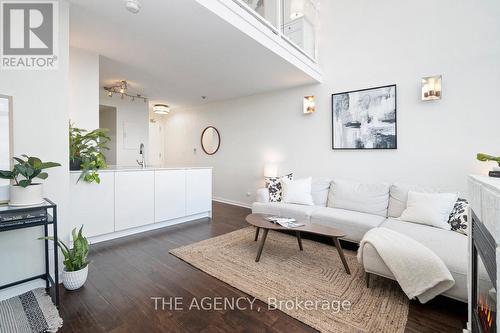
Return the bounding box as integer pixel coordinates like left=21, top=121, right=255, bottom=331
left=170, top=227, right=409, bottom=333
left=0, top=288, right=62, bottom=332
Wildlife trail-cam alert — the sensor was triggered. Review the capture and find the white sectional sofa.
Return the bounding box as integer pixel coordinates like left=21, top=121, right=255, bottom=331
left=252, top=179, right=485, bottom=302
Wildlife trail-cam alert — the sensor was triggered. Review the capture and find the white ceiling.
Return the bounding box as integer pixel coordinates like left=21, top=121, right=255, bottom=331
left=69, top=0, right=318, bottom=109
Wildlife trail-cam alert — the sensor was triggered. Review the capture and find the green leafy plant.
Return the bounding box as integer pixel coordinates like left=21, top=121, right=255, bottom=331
left=0, top=155, right=60, bottom=187
left=69, top=122, right=110, bottom=184
left=477, top=153, right=500, bottom=166
left=39, top=226, right=89, bottom=272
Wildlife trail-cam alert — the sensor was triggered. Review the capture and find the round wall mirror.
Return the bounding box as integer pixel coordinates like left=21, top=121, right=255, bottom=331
left=201, top=126, right=220, bottom=155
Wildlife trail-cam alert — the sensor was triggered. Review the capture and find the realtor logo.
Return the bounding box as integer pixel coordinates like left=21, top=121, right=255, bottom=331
left=1, top=1, right=58, bottom=69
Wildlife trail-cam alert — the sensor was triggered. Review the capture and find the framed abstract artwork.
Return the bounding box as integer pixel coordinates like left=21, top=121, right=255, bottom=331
left=332, top=84, right=397, bottom=150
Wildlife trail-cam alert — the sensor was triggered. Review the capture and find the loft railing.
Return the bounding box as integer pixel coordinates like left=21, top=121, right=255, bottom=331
left=232, top=0, right=318, bottom=62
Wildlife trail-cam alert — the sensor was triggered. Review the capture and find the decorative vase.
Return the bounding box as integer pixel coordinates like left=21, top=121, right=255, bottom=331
left=9, top=184, right=44, bottom=206
left=62, top=265, right=88, bottom=290
left=69, top=158, right=82, bottom=171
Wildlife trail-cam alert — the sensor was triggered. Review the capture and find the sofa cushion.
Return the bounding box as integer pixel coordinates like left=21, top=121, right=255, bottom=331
left=251, top=202, right=320, bottom=224
left=362, top=241, right=468, bottom=302
left=381, top=218, right=468, bottom=276
left=311, top=179, right=331, bottom=207
left=388, top=183, right=439, bottom=218
left=381, top=218, right=487, bottom=278
left=327, top=180, right=389, bottom=217
left=365, top=218, right=490, bottom=301
left=310, top=207, right=386, bottom=242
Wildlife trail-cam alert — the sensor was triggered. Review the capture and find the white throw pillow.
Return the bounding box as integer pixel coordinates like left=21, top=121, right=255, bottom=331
left=282, top=177, right=314, bottom=206
left=399, top=191, right=458, bottom=229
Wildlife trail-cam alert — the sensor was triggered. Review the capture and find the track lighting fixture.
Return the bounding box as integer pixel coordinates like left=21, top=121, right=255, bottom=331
left=103, top=80, right=148, bottom=103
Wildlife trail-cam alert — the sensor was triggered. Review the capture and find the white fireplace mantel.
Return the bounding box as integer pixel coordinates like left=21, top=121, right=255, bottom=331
left=467, top=175, right=500, bottom=332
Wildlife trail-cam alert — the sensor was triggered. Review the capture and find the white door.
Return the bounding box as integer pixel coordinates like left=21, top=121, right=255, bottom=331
left=155, top=169, right=186, bottom=222
left=148, top=121, right=164, bottom=167
left=115, top=171, right=155, bottom=231
left=186, top=169, right=212, bottom=215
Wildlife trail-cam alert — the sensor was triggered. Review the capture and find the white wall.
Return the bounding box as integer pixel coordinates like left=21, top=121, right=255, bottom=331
left=0, top=1, right=70, bottom=298
left=69, top=47, right=99, bottom=129
left=99, top=90, right=149, bottom=166
left=69, top=50, right=148, bottom=166
left=163, top=0, right=500, bottom=206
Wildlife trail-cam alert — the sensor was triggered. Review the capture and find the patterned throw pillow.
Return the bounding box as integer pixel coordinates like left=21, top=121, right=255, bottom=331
left=265, top=173, right=293, bottom=202
left=448, top=198, right=469, bottom=235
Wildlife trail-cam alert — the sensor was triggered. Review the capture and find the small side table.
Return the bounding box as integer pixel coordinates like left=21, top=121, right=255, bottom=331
left=0, top=198, right=59, bottom=306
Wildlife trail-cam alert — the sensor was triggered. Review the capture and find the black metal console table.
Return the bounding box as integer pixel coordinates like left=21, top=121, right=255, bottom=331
left=0, top=198, right=59, bottom=306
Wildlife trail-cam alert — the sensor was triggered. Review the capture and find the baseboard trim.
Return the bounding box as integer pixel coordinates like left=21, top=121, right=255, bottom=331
left=213, top=197, right=252, bottom=209
left=86, top=212, right=211, bottom=245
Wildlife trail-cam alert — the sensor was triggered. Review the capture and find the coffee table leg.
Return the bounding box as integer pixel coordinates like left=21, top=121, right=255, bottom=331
left=254, top=227, right=260, bottom=241
left=255, top=229, right=269, bottom=262
left=296, top=231, right=303, bottom=251
left=333, top=237, right=350, bottom=274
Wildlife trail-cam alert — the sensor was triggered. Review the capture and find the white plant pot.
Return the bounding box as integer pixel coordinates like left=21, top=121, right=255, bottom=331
left=9, top=184, right=44, bottom=206
left=62, top=265, right=88, bottom=290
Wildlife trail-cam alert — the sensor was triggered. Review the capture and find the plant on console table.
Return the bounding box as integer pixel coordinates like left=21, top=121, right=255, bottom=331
left=0, top=155, right=60, bottom=206
left=69, top=123, right=110, bottom=184
left=39, top=225, right=89, bottom=291
left=477, top=153, right=500, bottom=178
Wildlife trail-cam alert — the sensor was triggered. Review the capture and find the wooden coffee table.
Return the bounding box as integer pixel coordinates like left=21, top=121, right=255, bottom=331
left=246, top=213, right=350, bottom=274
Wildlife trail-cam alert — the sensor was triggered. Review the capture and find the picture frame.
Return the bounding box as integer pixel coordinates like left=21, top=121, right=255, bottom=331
left=331, top=84, right=397, bottom=150
left=0, top=95, right=13, bottom=203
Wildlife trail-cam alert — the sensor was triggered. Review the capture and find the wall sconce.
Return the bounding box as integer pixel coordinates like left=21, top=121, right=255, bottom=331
left=421, top=75, right=442, bottom=101
left=303, top=95, right=315, bottom=114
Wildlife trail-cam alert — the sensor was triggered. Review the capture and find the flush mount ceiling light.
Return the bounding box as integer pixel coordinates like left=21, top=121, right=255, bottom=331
left=125, top=0, right=141, bottom=14
left=153, top=104, right=170, bottom=115
left=103, top=80, right=147, bottom=102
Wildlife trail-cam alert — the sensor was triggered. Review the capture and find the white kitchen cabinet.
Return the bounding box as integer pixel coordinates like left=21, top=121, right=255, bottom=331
left=115, top=171, right=155, bottom=231
left=69, top=167, right=212, bottom=243
left=155, top=169, right=186, bottom=222
left=69, top=172, right=115, bottom=237
left=186, top=169, right=212, bottom=215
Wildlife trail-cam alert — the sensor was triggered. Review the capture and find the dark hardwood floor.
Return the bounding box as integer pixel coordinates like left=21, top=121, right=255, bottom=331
left=59, top=202, right=467, bottom=333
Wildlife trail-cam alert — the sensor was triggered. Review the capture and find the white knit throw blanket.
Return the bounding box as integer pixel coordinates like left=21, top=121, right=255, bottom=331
left=358, top=227, right=455, bottom=303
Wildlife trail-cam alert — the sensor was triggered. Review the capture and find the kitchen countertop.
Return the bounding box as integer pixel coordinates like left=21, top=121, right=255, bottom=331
left=70, top=165, right=212, bottom=173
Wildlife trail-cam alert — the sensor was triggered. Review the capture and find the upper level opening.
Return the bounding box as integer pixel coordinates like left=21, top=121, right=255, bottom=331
left=70, top=0, right=322, bottom=110
left=238, top=0, right=319, bottom=61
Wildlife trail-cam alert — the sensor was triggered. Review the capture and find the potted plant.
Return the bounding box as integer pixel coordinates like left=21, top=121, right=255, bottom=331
left=477, top=153, right=500, bottom=177
left=0, top=155, right=60, bottom=206
left=477, top=153, right=500, bottom=169
left=69, top=122, right=110, bottom=183
left=40, top=226, right=89, bottom=290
